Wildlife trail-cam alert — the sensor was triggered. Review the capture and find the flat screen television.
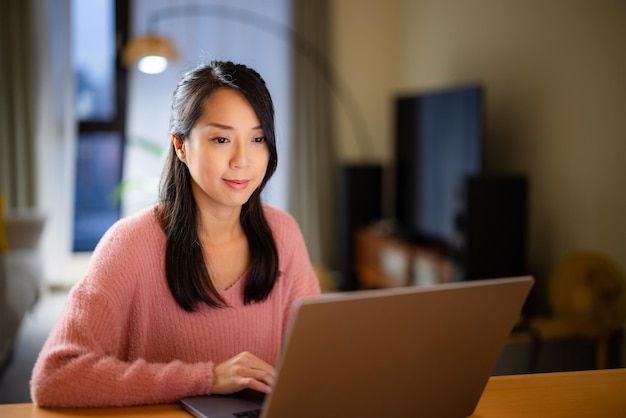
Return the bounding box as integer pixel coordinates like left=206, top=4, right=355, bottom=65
left=394, top=84, right=484, bottom=248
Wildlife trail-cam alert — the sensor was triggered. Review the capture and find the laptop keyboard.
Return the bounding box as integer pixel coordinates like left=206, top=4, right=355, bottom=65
left=233, top=409, right=262, bottom=417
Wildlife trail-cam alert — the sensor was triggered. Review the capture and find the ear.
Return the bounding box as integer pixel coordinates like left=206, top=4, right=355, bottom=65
left=172, top=134, right=186, bottom=163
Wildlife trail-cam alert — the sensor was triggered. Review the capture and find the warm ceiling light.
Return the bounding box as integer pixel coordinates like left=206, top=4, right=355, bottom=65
left=122, top=35, right=178, bottom=74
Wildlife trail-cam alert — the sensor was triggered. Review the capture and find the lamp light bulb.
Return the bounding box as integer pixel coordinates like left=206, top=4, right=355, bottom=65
left=138, top=56, right=168, bottom=74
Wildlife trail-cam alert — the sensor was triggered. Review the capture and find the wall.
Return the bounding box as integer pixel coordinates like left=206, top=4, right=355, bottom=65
left=331, top=0, right=626, bottom=311
left=331, top=0, right=401, bottom=164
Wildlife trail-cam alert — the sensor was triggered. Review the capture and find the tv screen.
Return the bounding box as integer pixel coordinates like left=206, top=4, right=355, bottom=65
left=394, top=84, right=484, bottom=247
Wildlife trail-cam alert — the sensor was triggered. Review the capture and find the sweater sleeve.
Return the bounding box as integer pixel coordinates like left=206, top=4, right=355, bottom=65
left=30, top=213, right=213, bottom=408
left=30, top=286, right=213, bottom=407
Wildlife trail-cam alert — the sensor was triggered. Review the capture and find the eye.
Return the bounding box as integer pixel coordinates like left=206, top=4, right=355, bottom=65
left=212, top=136, right=229, bottom=144
left=253, top=136, right=267, bottom=143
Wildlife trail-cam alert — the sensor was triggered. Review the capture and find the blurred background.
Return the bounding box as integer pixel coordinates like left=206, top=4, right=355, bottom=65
left=1, top=0, right=625, bottom=403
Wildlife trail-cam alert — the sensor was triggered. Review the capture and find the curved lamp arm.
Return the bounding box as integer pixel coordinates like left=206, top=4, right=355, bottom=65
left=122, top=3, right=374, bottom=158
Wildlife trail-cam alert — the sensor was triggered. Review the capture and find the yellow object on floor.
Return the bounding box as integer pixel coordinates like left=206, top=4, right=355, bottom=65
left=529, top=251, right=626, bottom=369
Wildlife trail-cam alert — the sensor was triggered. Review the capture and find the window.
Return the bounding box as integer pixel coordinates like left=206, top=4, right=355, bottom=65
left=71, top=0, right=129, bottom=251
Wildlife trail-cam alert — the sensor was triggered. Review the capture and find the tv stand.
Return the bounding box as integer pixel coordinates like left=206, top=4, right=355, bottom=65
left=354, top=226, right=455, bottom=289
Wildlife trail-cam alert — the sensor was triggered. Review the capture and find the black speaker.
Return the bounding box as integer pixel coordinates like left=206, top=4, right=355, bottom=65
left=336, top=164, right=383, bottom=290
left=460, top=175, right=528, bottom=280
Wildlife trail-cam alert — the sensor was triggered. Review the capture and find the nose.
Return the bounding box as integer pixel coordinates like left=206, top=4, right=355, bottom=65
left=231, top=141, right=250, bottom=169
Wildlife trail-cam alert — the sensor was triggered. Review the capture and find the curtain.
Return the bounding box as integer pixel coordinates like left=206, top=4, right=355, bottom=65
left=34, top=0, right=75, bottom=284
left=0, top=0, right=38, bottom=211
left=289, top=0, right=338, bottom=271
left=3, top=0, right=75, bottom=284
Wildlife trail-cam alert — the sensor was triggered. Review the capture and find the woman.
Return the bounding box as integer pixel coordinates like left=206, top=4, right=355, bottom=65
left=30, top=61, right=320, bottom=407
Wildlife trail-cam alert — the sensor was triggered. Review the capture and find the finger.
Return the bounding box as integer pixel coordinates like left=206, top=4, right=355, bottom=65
left=240, top=376, right=272, bottom=394
left=245, top=366, right=276, bottom=388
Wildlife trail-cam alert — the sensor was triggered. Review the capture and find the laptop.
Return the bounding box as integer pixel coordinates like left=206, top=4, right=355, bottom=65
left=181, top=276, right=534, bottom=418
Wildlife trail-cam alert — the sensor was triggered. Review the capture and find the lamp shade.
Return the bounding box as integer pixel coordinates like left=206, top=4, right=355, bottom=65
left=122, top=35, right=178, bottom=73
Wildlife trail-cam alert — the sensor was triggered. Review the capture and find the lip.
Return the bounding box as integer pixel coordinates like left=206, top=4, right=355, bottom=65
left=224, top=179, right=250, bottom=190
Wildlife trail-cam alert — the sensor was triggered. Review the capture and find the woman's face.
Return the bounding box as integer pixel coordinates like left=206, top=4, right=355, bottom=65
left=173, top=87, right=270, bottom=214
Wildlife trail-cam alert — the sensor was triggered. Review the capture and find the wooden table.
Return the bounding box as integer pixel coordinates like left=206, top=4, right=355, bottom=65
left=2, top=368, right=625, bottom=417
left=472, top=368, right=625, bottom=417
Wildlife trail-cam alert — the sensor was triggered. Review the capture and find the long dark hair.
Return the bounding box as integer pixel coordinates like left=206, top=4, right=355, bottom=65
left=156, top=61, right=279, bottom=311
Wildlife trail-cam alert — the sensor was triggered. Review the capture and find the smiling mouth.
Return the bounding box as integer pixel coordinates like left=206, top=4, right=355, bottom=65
left=224, top=179, right=250, bottom=190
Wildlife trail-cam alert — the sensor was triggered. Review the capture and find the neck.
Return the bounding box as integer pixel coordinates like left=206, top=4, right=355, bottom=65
left=196, top=206, right=244, bottom=245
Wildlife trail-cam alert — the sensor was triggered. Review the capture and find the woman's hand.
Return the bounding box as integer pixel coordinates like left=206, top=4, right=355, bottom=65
left=212, top=351, right=276, bottom=394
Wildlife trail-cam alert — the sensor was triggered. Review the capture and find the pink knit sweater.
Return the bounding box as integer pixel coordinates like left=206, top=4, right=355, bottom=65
left=30, top=204, right=320, bottom=408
